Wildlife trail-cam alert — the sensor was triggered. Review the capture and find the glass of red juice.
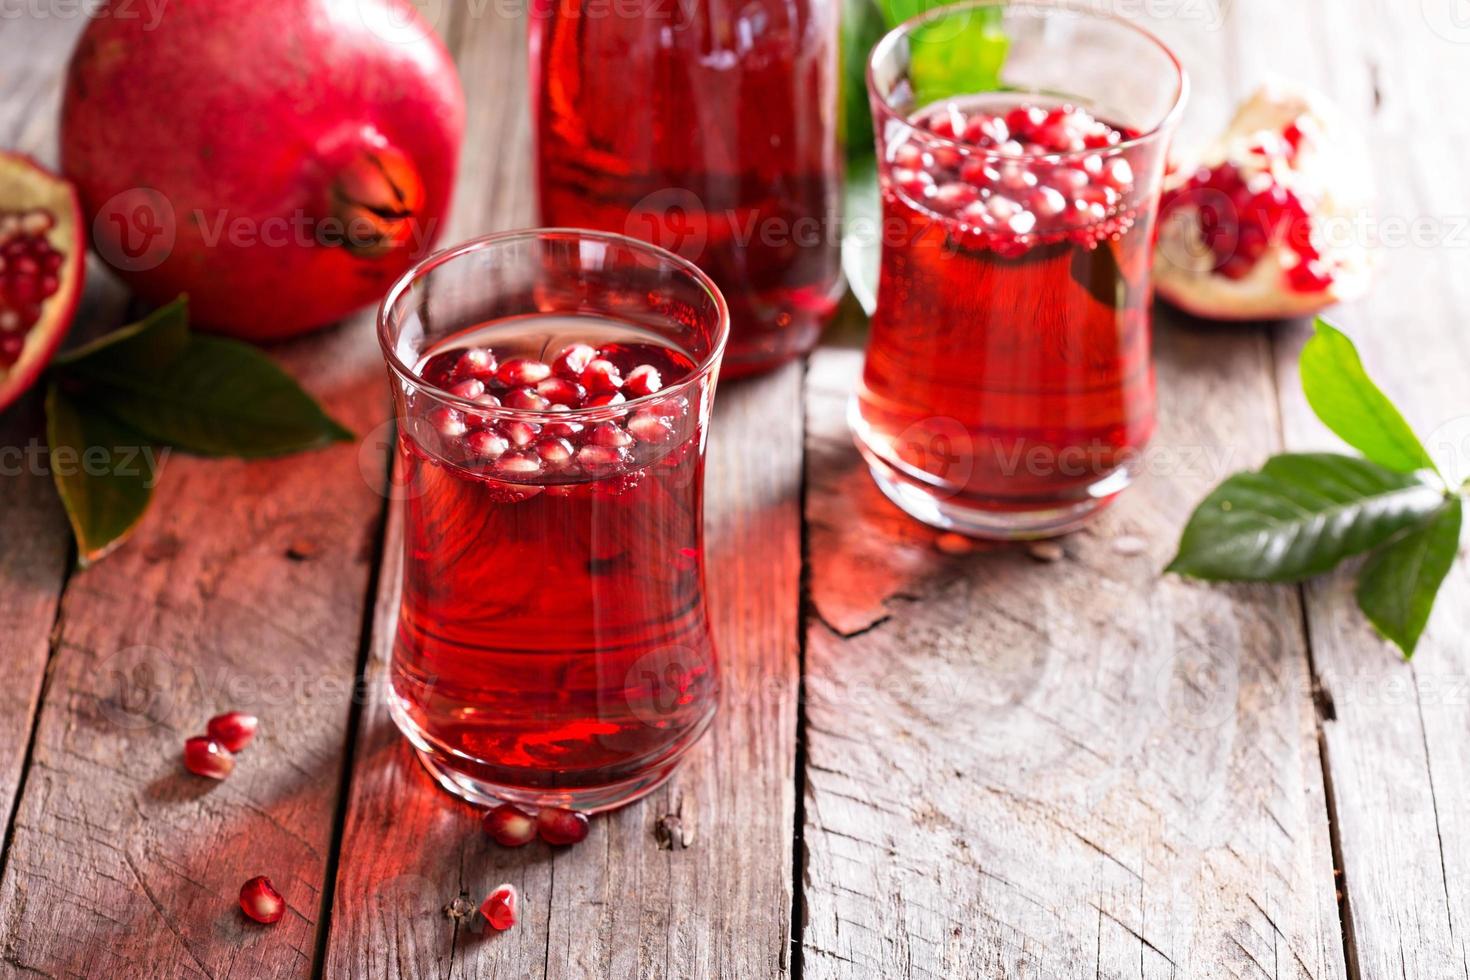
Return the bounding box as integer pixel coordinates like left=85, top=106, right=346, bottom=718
left=377, top=229, right=729, bottom=812
left=856, top=1, right=1186, bottom=537
left=529, top=0, right=843, bottom=377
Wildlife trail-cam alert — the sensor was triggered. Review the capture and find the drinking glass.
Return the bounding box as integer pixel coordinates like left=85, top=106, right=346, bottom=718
left=377, top=229, right=728, bottom=811
left=854, top=1, right=1186, bottom=536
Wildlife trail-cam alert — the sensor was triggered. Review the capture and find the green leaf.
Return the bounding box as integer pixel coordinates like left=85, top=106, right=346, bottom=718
left=902, top=7, right=1008, bottom=109
left=1356, top=498, right=1462, bottom=658
left=1167, top=453, right=1448, bottom=583
left=1301, top=319, right=1435, bottom=475
left=52, top=296, right=191, bottom=374
left=63, top=335, right=354, bottom=456
left=47, top=383, right=159, bottom=567
left=840, top=0, right=887, bottom=163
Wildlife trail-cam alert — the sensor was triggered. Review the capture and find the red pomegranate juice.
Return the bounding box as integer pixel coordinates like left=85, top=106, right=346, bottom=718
left=390, top=314, right=717, bottom=806
left=857, top=97, right=1160, bottom=534
left=530, top=0, right=842, bottom=375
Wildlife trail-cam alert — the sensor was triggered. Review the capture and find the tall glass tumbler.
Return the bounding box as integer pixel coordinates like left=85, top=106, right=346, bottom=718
left=854, top=1, right=1186, bottom=537
left=378, top=230, right=729, bottom=812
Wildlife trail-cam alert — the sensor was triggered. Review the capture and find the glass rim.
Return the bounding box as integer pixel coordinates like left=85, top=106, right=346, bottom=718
left=866, top=0, right=1189, bottom=162
left=376, top=227, right=731, bottom=422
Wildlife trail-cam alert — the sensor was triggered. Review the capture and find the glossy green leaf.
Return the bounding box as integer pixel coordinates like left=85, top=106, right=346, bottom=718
left=46, top=383, right=159, bottom=567
left=1167, top=453, right=1447, bottom=583
left=52, top=296, right=190, bottom=375
left=69, top=335, right=353, bottom=457
left=903, top=8, right=1008, bottom=110
left=1301, top=319, right=1435, bottom=475
left=841, top=0, right=888, bottom=162
left=1356, top=497, right=1462, bottom=658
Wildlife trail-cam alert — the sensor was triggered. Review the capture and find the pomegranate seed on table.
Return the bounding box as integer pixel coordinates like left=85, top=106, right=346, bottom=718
left=480, top=883, right=518, bottom=931
left=482, top=804, right=537, bottom=847
left=536, top=806, right=589, bottom=845
left=205, top=712, right=258, bottom=753
left=240, top=876, right=286, bottom=924
left=183, top=736, right=234, bottom=779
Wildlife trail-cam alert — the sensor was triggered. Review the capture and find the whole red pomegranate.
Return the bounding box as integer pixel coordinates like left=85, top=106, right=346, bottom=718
left=60, top=0, right=464, bottom=341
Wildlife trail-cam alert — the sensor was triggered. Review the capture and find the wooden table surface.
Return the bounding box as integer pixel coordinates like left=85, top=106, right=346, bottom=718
left=3, top=3, right=1468, bottom=978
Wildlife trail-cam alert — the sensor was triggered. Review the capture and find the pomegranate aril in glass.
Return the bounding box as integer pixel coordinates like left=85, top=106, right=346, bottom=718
left=856, top=2, right=1185, bottom=537
left=530, top=0, right=842, bottom=377
left=379, top=231, right=727, bottom=814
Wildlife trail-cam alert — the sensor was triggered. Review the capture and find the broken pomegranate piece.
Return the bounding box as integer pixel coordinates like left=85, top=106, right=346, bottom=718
left=480, top=883, right=518, bottom=931
left=0, top=152, right=85, bottom=411
left=1154, top=81, right=1373, bottom=320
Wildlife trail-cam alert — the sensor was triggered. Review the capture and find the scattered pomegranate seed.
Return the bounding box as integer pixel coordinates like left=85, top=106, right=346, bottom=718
left=482, top=804, right=537, bottom=847
left=536, top=806, right=589, bottom=845
left=240, top=876, right=285, bottom=924
left=480, top=883, right=518, bottom=931
left=183, top=736, right=234, bottom=779
left=205, top=712, right=258, bottom=753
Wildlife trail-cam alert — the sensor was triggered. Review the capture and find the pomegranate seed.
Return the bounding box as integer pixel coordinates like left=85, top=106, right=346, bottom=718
left=467, top=430, right=509, bottom=459
left=502, top=420, right=539, bottom=447
left=1103, top=158, right=1133, bottom=190
left=206, top=712, right=257, bottom=753
left=480, top=883, right=518, bottom=931
left=927, top=104, right=966, bottom=139
left=577, top=444, right=629, bottom=472
left=474, top=392, right=502, bottom=409
left=497, top=357, right=552, bottom=387
left=240, top=876, right=285, bottom=924
left=627, top=412, right=674, bottom=443
left=503, top=387, right=550, bottom=411
left=495, top=452, right=542, bottom=477
left=590, top=421, right=633, bottom=448
left=428, top=406, right=467, bottom=438
left=1030, top=185, right=1067, bottom=218
left=482, top=804, right=537, bottom=846
left=931, top=182, right=978, bottom=210
left=537, top=376, right=585, bottom=406
left=449, top=378, right=485, bottom=400
left=892, top=142, right=924, bottom=169
left=1005, top=104, right=1047, bottom=136
left=962, top=113, right=1008, bottom=146
left=537, top=806, right=589, bottom=845
left=453, top=348, right=497, bottom=380
left=623, top=364, right=662, bottom=397
left=542, top=419, right=583, bottom=439
left=183, top=736, right=234, bottom=779
left=1287, top=258, right=1334, bottom=292
left=580, top=358, right=623, bottom=394
left=551, top=343, right=596, bottom=378
left=536, top=436, right=575, bottom=466
left=586, top=392, right=625, bottom=407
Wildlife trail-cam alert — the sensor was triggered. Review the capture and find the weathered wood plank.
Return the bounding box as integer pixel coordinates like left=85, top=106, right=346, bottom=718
left=1248, top=2, right=1470, bottom=976
left=0, top=16, right=393, bottom=980
left=0, top=14, right=132, bottom=885
left=323, top=9, right=801, bottom=978
left=798, top=8, right=1349, bottom=974
left=800, top=327, right=1346, bottom=980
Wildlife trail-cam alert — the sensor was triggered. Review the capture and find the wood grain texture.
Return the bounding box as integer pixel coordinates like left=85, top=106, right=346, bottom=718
left=322, top=9, right=801, bottom=978
left=0, top=16, right=392, bottom=979
left=1243, top=1, right=1470, bottom=977
left=800, top=326, right=1347, bottom=980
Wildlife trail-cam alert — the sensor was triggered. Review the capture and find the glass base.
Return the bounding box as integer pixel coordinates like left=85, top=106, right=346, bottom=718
left=856, top=440, right=1129, bottom=540
left=388, top=688, right=691, bottom=814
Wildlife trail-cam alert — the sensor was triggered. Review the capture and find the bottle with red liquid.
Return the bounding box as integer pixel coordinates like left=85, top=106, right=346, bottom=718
left=857, top=2, right=1186, bottom=536
left=377, top=231, right=728, bottom=812
left=530, top=0, right=843, bottom=377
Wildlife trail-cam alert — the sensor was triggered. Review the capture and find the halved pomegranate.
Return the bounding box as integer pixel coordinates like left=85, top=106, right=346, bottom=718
left=0, top=153, right=84, bottom=411
left=1154, top=81, right=1373, bottom=320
